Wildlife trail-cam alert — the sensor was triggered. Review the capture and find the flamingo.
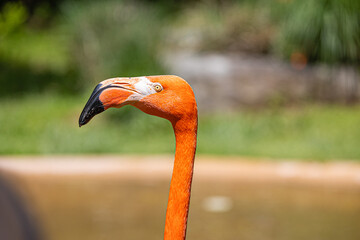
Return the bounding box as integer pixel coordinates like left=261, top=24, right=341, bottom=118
left=79, top=75, right=198, bottom=240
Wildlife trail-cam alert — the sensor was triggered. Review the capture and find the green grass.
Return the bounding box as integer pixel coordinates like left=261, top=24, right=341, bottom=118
left=1, top=94, right=360, bottom=160
left=199, top=107, right=360, bottom=160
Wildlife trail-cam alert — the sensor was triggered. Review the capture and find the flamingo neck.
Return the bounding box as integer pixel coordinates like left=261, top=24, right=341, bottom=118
left=164, top=116, right=198, bottom=240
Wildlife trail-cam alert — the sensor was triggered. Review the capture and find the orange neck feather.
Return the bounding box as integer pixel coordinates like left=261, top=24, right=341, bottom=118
left=164, top=116, right=198, bottom=240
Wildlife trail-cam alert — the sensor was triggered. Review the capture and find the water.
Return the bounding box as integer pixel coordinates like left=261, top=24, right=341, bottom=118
left=9, top=173, right=360, bottom=240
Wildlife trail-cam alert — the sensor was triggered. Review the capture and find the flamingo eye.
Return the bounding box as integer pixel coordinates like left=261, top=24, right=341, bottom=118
left=154, top=83, right=163, bottom=92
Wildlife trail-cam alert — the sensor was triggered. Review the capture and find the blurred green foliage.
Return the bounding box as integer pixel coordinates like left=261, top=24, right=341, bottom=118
left=0, top=0, right=359, bottom=158
left=62, top=0, right=166, bottom=85
left=275, top=0, right=360, bottom=64
left=0, top=0, right=167, bottom=97
left=0, top=0, right=359, bottom=97
left=0, top=2, right=27, bottom=35
left=169, top=1, right=274, bottom=53
left=168, top=0, right=360, bottom=63
left=0, top=2, right=78, bottom=97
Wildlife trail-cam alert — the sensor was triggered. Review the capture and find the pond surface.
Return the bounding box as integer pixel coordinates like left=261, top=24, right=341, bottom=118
left=9, top=172, right=360, bottom=240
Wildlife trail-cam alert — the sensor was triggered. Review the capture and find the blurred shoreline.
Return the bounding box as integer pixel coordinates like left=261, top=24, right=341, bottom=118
left=1, top=155, right=360, bottom=187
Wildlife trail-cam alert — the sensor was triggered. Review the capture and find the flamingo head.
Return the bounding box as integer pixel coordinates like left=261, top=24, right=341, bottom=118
left=79, top=75, right=197, bottom=127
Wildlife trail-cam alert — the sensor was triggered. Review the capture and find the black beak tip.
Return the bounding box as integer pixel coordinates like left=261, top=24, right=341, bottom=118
left=78, top=99, right=105, bottom=127
left=78, top=119, right=85, bottom=128
left=78, top=83, right=105, bottom=128
left=78, top=112, right=90, bottom=128
left=78, top=115, right=86, bottom=127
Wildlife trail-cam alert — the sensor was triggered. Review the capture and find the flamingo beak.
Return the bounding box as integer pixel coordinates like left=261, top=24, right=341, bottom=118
left=79, top=78, right=139, bottom=127
left=79, top=83, right=105, bottom=127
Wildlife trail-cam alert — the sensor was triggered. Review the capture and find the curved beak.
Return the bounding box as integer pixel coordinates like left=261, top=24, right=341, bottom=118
left=79, top=78, right=140, bottom=127
left=79, top=83, right=105, bottom=127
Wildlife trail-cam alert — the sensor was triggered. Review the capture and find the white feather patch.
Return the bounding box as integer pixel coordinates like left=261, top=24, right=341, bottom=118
left=134, top=77, right=157, bottom=95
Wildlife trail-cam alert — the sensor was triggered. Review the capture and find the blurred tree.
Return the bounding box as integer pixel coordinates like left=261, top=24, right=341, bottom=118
left=275, top=0, right=360, bottom=64
left=62, top=0, right=166, bottom=86
left=0, top=2, right=27, bottom=36
left=0, top=0, right=61, bottom=19
left=0, top=2, right=79, bottom=97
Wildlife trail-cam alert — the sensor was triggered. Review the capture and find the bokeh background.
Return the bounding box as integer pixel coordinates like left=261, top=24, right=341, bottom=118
left=0, top=0, right=360, bottom=158
left=0, top=0, right=360, bottom=239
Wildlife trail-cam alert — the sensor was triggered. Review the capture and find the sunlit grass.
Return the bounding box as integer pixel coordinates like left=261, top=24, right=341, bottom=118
left=1, top=94, right=360, bottom=160
left=198, top=106, right=360, bottom=160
